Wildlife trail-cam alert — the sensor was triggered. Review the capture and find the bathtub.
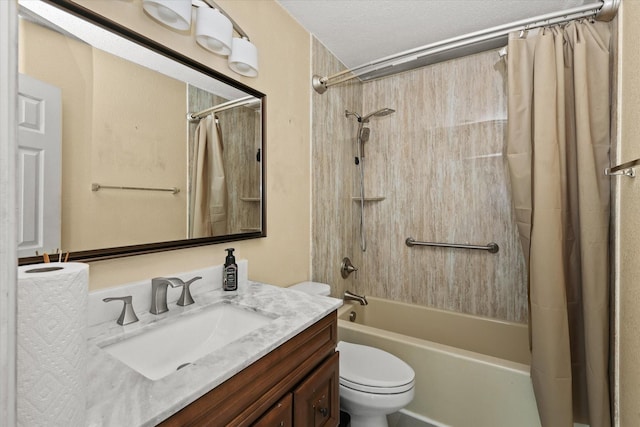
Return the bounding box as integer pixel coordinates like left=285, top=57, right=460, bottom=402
left=337, top=297, right=541, bottom=427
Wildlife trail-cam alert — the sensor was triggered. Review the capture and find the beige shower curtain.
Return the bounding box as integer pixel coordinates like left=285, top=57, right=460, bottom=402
left=506, top=21, right=611, bottom=427
left=191, top=115, right=228, bottom=237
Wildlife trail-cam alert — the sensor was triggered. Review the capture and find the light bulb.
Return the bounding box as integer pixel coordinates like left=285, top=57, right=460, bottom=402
left=205, top=38, right=224, bottom=51
left=157, top=5, right=178, bottom=23
left=195, top=6, right=233, bottom=55
left=234, top=63, right=251, bottom=73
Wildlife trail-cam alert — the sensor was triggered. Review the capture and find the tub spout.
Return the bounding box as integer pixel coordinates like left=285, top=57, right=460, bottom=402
left=344, top=290, right=368, bottom=306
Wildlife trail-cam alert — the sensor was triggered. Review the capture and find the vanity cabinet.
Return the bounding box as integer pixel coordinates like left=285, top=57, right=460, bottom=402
left=159, top=311, right=339, bottom=427
left=253, top=394, right=292, bottom=427
left=292, top=352, right=339, bottom=426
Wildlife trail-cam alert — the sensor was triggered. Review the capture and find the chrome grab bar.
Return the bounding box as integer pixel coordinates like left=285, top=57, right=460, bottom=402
left=405, top=237, right=499, bottom=254
left=604, top=158, right=640, bottom=178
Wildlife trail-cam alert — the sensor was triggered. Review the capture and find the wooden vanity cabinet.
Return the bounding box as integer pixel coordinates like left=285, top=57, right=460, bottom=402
left=253, top=394, right=292, bottom=427
left=292, top=352, right=339, bottom=426
left=159, top=311, right=339, bottom=427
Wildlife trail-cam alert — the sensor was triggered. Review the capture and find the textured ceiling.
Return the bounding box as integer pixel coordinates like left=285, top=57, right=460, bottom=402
left=276, top=0, right=589, bottom=69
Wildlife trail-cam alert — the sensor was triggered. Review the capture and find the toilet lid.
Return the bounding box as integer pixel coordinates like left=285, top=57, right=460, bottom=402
left=290, top=282, right=331, bottom=296
left=337, top=341, right=415, bottom=394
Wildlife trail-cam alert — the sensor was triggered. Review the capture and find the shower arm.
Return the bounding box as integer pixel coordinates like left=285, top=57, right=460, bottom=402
left=312, top=0, right=618, bottom=94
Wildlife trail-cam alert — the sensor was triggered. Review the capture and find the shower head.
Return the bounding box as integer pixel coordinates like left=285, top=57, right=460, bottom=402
left=359, top=127, right=370, bottom=143
left=345, top=108, right=395, bottom=123
left=361, top=108, right=395, bottom=123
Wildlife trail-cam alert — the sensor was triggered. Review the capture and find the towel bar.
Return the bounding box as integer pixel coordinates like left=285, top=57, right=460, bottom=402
left=91, top=183, right=180, bottom=194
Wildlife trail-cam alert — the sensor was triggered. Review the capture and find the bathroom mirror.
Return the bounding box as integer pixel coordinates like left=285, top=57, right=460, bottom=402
left=17, top=0, right=266, bottom=264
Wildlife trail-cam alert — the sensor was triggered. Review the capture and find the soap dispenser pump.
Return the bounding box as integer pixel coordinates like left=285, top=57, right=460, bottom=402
left=223, top=248, right=238, bottom=291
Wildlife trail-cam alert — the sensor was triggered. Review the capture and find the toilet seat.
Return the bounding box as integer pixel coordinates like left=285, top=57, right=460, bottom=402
left=337, top=341, right=415, bottom=394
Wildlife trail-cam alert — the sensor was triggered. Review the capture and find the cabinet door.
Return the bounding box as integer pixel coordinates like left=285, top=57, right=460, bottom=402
left=292, top=352, right=339, bottom=427
left=253, top=394, right=292, bottom=427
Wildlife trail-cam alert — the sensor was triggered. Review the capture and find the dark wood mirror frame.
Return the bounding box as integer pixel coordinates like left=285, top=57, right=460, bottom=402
left=18, top=0, right=266, bottom=265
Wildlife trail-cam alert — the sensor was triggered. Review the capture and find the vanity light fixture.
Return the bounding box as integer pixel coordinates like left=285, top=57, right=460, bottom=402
left=195, top=6, right=232, bottom=55
left=142, top=0, right=259, bottom=77
left=228, top=37, right=258, bottom=77
left=142, top=0, right=192, bottom=31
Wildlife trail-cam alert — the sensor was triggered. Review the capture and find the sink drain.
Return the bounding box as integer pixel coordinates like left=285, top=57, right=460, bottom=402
left=176, top=362, right=191, bottom=371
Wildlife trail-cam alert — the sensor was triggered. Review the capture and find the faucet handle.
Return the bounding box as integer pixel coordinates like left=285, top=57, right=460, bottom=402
left=176, top=276, right=203, bottom=307
left=103, top=296, right=139, bottom=325
left=341, top=257, right=358, bottom=279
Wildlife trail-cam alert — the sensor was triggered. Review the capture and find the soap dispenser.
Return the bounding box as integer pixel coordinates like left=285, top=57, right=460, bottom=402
left=223, top=248, right=238, bottom=291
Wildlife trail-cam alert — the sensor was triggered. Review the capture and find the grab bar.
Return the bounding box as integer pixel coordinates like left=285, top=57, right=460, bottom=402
left=405, top=237, right=499, bottom=254
left=91, top=183, right=180, bottom=194
left=604, top=158, right=640, bottom=178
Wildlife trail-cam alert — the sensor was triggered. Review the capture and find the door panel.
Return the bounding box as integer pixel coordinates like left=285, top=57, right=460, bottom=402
left=17, top=73, right=62, bottom=258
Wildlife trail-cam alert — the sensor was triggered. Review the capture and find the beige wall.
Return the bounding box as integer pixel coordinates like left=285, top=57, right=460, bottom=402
left=19, top=19, right=93, bottom=249
left=89, top=49, right=187, bottom=249
left=66, top=0, right=311, bottom=289
left=19, top=19, right=187, bottom=252
left=617, top=0, right=640, bottom=424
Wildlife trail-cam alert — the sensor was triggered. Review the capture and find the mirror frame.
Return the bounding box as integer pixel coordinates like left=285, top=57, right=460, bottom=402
left=18, top=0, right=267, bottom=265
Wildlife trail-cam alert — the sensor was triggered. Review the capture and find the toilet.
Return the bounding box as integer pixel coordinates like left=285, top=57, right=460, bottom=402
left=289, top=281, right=331, bottom=296
left=337, top=341, right=415, bottom=427
left=290, top=282, right=416, bottom=427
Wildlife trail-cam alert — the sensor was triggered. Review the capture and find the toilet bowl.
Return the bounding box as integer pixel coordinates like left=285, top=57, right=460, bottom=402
left=290, top=282, right=415, bottom=427
left=337, top=341, right=415, bottom=427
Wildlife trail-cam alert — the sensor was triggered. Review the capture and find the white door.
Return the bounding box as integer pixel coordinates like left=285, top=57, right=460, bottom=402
left=17, top=73, right=62, bottom=258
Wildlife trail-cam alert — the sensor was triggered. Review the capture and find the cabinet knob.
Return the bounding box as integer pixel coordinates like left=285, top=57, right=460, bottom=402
left=319, top=407, right=328, bottom=417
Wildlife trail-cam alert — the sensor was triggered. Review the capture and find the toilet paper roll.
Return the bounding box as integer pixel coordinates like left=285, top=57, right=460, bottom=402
left=17, top=262, right=89, bottom=427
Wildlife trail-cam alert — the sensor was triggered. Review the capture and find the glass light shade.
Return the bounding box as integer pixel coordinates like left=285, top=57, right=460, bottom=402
left=142, top=0, right=192, bottom=31
left=228, top=37, right=259, bottom=77
left=195, top=7, right=233, bottom=56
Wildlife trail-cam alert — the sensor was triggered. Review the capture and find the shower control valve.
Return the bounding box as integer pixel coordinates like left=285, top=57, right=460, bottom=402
left=341, top=257, right=358, bottom=279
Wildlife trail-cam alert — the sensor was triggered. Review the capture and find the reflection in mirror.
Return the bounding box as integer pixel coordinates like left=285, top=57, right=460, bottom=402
left=17, top=0, right=265, bottom=264
left=187, top=91, right=262, bottom=238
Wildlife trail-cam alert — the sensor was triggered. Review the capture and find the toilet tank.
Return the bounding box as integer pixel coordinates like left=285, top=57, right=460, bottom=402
left=290, top=281, right=330, bottom=296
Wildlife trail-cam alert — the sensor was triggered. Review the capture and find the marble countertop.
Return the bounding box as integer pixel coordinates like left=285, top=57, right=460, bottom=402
left=85, top=282, right=342, bottom=427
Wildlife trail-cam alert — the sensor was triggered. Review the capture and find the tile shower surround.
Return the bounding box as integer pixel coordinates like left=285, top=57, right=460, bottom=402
left=312, top=38, right=528, bottom=323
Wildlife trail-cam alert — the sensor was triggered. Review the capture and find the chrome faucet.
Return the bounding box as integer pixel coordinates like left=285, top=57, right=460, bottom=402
left=344, top=290, right=368, bottom=306
left=150, top=276, right=202, bottom=314
left=103, top=296, right=139, bottom=325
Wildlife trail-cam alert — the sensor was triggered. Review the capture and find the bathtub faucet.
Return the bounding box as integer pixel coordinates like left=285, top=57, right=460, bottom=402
left=344, top=290, right=368, bottom=306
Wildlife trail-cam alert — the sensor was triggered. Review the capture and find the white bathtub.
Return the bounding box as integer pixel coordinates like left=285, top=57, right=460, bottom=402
left=337, top=297, right=541, bottom=427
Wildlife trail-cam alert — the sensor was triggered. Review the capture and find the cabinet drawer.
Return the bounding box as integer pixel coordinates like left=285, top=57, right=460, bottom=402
left=293, top=352, right=339, bottom=427
left=252, top=394, right=292, bottom=427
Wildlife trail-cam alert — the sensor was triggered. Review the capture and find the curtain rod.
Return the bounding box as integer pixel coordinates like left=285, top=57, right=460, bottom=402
left=187, top=95, right=258, bottom=121
left=312, top=0, right=619, bottom=94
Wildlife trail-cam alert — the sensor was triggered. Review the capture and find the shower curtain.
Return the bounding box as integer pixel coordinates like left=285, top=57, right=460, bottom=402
left=190, top=115, right=228, bottom=237
left=506, top=21, right=611, bottom=427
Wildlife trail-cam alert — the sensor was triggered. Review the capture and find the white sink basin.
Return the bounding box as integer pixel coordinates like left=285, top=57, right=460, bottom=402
left=100, top=302, right=276, bottom=380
